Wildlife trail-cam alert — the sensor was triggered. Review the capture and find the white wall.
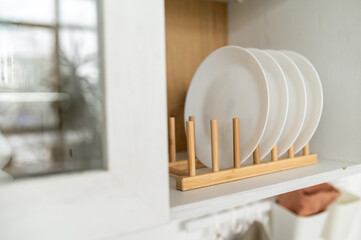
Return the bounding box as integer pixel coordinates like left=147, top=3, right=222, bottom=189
left=228, top=0, right=361, bottom=163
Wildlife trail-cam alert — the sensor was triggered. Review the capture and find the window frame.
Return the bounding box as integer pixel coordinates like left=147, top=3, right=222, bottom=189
left=0, top=0, right=170, bottom=239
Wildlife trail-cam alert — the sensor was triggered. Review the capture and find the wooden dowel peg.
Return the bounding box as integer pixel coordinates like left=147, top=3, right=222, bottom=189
left=211, top=120, right=219, bottom=172
left=271, top=144, right=278, bottom=161
left=186, top=121, right=196, bottom=176
left=288, top=145, right=294, bottom=158
left=253, top=145, right=260, bottom=164
left=233, top=118, right=241, bottom=168
left=303, top=143, right=310, bottom=156
left=189, top=116, right=196, bottom=153
left=169, top=117, right=176, bottom=162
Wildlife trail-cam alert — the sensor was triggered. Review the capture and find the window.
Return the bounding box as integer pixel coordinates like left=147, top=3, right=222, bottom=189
left=0, top=0, right=104, bottom=180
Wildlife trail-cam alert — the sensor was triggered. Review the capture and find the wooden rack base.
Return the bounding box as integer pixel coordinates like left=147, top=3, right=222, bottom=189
left=171, top=154, right=317, bottom=191
left=168, top=116, right=317, bottom=191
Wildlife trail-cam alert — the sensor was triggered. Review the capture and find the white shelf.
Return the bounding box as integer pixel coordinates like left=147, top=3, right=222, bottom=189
left=169, top=158, right=361, bottom=220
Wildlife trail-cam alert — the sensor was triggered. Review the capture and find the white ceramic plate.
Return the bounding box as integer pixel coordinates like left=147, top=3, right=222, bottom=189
left=184, top=46, right=269, bottom=169
left=266, top=50, right=307, bottom=157
left=248, top=48, right=289, bottom=160
left=283, top=51, right=323, bottom=154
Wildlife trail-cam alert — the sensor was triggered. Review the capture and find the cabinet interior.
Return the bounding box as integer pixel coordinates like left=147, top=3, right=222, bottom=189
left=165, top=0, right=361, bottom=219
left=165, top=0, right=228, bottom=151
left=165, top=0, right=361, bottom=164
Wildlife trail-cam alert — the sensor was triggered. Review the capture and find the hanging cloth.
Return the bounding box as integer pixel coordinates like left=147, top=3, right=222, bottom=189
left=277, top=183, right=340, bottom=216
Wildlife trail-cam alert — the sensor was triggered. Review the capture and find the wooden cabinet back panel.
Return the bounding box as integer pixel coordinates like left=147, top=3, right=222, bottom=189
left=165, top=0, right=228, bottom=151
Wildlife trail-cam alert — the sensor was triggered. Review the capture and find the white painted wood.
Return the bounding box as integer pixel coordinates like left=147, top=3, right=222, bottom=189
left=120, top=219, right=206, bottom=240
left=120, top=201, right=272, bottom=240
left=0, top=0, right=169, bottom=239
left=182, top=200, right=271, bottom=232
left=170, top=158, right=361, bottom=220
left=228, top=0, right=361, bottom=163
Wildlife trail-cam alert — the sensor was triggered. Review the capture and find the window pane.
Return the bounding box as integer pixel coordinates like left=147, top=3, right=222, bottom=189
left=0, top=26, right=56, bottom=91
left=59, top=28, right=103, bottom=171
left=59, top=0, right=97, bottom=27
left=0, top=0, right=55, bottom=24
left=59, top=29, right=99, bottom=83
left=0, top=0, right=104, bottom=181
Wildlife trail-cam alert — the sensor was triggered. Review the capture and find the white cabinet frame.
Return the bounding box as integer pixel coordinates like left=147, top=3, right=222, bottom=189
left=0, top=1, right=169, bottom=239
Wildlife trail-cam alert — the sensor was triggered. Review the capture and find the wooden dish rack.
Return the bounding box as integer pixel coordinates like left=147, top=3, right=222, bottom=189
left=168, top=116, right=317, bottom=191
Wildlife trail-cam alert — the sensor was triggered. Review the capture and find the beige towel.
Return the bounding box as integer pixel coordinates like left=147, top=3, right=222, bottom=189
left=240, top=221, right=270, bottom=240
left=277, top=183, right=340, bottom=216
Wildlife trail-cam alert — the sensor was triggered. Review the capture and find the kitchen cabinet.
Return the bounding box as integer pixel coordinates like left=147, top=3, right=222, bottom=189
left=1, top=0, right=361, bottom=239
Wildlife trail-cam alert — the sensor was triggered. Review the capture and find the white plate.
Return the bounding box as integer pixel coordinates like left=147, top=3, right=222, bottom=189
left=248, top=48, right=289, bottom=160
left=266, top=50, right=307, bottom=157
left=184, top=46, right=269, bottom=169
left=283, top=51, right=323, bottom=154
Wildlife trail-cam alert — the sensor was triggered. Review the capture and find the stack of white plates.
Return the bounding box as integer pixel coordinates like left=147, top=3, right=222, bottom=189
left=184, top=46, right=323, bottom=169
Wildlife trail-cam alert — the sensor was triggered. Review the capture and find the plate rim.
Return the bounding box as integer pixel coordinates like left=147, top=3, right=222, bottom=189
left=248, top=48, right=289, bottom=160
left=265, top=50, right=307, bottom=157
left=282, top=50, right=324, bottom=154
